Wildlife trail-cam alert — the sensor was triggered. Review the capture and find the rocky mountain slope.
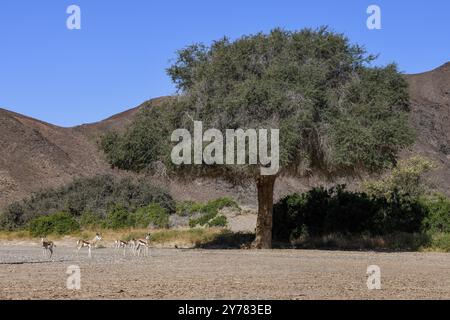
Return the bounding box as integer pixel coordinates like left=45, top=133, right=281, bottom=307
left=406, top=62, right=450, bottom=193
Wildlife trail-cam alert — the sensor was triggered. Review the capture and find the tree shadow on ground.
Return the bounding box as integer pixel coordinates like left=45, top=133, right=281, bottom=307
left=196, top=232, right=255, bottom=249
left=196, top=231, right=433, bottom=252
left=272, top=233, right=433, bottom=253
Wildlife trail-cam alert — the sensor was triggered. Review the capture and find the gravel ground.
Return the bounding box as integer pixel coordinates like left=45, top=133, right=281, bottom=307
left=0, top=245, right=449, bottom=300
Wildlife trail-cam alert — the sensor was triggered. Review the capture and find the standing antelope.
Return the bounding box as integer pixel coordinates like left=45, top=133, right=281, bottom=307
left=135, top=233, right=151, bottom=257
left=129, top=238, right=138, bottom=256
left=114, top=239, right=130, bottom=256
left=76, top=233, right=102, bottom=258
left=41, top=238, right=55, bottom=259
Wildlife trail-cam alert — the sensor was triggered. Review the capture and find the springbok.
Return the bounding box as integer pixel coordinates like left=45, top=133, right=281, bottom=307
left=135, top=233, right=151, bottom=257
left=129, top=238, right=138, bottom=256
left=76, top=233, right=102, bottom=258
left=114, top=239, right=130, bottom=256
left=41, top=238, right=55, bottom=259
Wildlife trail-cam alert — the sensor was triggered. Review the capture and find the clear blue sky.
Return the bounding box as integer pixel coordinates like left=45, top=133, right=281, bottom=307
left=1, top=0, right=448, bottom=127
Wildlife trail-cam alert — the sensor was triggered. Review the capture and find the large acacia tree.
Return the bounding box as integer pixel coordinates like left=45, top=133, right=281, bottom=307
left=101, top=28, right=414, bottom=248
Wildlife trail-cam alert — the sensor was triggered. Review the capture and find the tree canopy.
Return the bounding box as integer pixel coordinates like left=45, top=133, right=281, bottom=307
left=103, top=27, right=413, bottom=179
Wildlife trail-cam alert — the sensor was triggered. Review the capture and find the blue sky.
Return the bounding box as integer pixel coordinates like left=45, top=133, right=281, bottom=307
left=0, top=0, right=448, bottom=127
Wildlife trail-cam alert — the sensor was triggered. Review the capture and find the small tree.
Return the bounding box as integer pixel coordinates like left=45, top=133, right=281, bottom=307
left=102, top=28, right=414, bottom=248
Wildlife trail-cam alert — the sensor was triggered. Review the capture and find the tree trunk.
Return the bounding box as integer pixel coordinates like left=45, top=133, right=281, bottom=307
left=252, top=175, right=277, bottom=249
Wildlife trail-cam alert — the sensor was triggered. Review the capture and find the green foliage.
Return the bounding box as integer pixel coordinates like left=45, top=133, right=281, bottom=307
left=280, top=185, right=450, bottom=244
left=428, top=233, right=450, bottom=251
left=29, top=212, right=80, bottom=237
left=363, top=156, right=436, bottom=199
left=101, top=27, right=414, bottom=180
left=100, top=100, right=173, bottom=172
left=205, top=197, right=239, bottom=212
left=104, top=205, right=131, bottom=230
left=132, top=203, right=170, bottom=229
left=0, top=203, right=24, bottom=231
left=421, top=194, right=450, bottom=233
left=176, top=201, right=205, bottom=216
left=79, top=211, right=103, bottom=229
left=178, top=198, right=238, bottom=216
left=29, top=217, right=54, bottom=237
left=187, top=197, right=236, bottom=227
left=208, top=215, right=228, bottom=227
left=189, top=211, right=218, bottom=228
left=273, top=185, right=428, bottom=241
left=267, top=155, right=447, bottom=244
left=0, top=175, right=174, bottom=229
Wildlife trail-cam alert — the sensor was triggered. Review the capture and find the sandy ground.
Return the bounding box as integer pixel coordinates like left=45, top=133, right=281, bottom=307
left=0, top=245, right=449, bottom=300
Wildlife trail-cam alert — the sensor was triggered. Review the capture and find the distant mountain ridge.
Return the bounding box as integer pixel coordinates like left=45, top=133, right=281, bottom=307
left=0, top=63, right=449, bottom=208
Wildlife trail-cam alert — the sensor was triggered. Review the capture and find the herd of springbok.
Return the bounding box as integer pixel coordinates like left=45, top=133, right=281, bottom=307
left=40, top=233, right=151, bottom=259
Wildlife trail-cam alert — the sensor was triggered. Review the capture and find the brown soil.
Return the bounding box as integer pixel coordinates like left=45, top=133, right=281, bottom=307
left=0, top=245, right=449, bottom=300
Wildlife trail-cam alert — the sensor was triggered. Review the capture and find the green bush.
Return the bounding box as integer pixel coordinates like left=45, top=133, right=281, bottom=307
left=204, top=198, right=239, bottom=213
left=428, top=233, right=450, bottom=252
left=132, top=203, right=170, bottom=229
left=363, top=156, right=436, bottom=200
left=29, top=212, right=80, bottom=236
left=29, top=217, right=53, bottom=237
left=79, top=211, right=103, bottom=229
left=0, top=203, right=24, bottom=231
left=421, top=194, right=450, bottom=233
left=189, top=211, right=217, bottom=228
left=103, top=205, right=131, bottom=230
left=1, top=175, right=175, bottom=229
left=208, top=215, right=228, bottom=227
left=381, top=195, right=427, bottom=234
left=273, top=185, right=428, bottom=241
left=189, top=213, right=228, bottom=228
left=187, top=198, right=236, bottom=227
left=177, top=198, right=238, bottom=217
left=176, top=201, right=204, bottom=216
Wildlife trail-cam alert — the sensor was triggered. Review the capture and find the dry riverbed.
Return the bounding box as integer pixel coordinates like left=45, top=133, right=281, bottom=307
left=0, top=245, right=449, bottom=299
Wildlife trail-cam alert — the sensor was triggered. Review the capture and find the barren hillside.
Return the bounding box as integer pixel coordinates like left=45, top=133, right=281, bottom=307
left=406, top=62, right=450, bottom=193
left=0, top=108, right=111, bottom=207
left=0, top=63, right=449, bottom=208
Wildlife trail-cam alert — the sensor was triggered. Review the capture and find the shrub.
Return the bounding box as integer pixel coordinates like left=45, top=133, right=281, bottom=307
left=132, top=203, right=170, bottom=229
left=363, top=156, right=436, bottom=200
left=421, top=194, right=450, bottom=233
left=103, top=205, right=131, bottom=230
left=208, top=215, right=228, bottom=227
left=176, top=201, right=204, bottom=216
left=79, top=211, right=103, bottom=229
left=204, top=198, right=239, bottom=212
left=273, top=185, right=429, bottom=241
left=29, top=212, right=80, bottom=236
left=187, top=198, right=236, bottom=227
left=189, top=213, right=228, bottom=228
left=428, top=233, right=450, bottom=252
left=189, top=211, right=217, bottom=228
left=177, top=198, right=238, bottom=216
left=0, top=175, right=175, bottom=229
left=381, top=194, right=427, bottom=234
left=324, top=187, right=383, bottom=235
left=29, top=217, right=53, bottom=237
left=0, top=203, right=24, bottom=231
